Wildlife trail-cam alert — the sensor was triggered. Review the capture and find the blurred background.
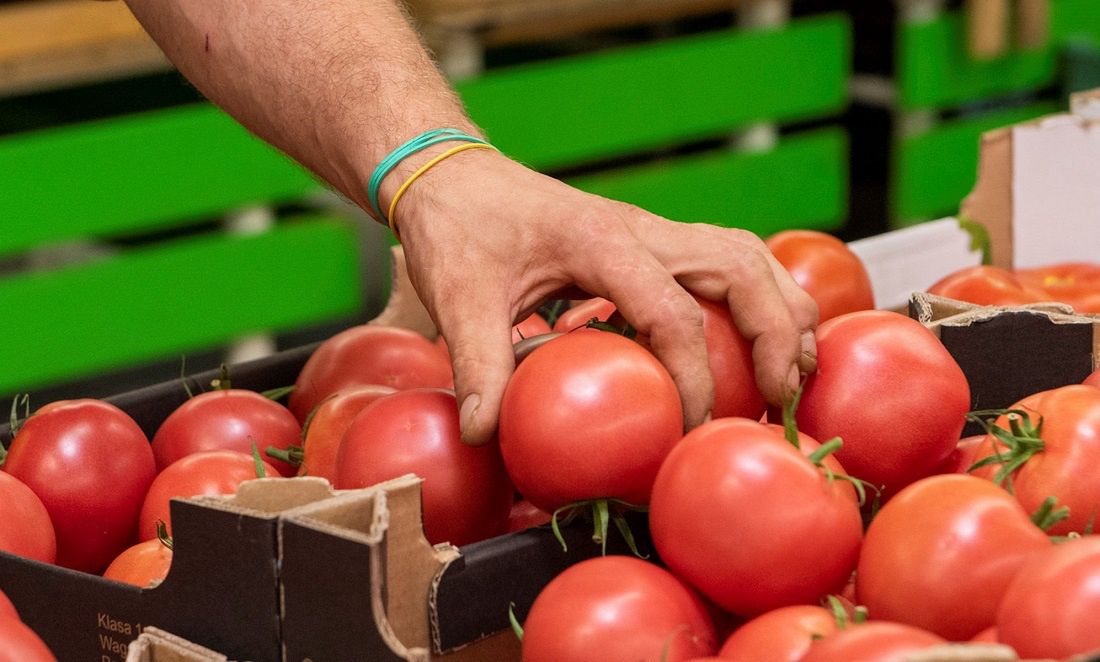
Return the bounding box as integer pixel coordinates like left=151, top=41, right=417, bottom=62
left=0, top=0, right=1097, bottom=407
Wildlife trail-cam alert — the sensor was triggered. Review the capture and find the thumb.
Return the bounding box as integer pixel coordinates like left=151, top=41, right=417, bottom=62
left=437, top=305, right=516, bottom=446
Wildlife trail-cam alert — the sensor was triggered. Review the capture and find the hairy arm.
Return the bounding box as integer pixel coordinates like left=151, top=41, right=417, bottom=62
left=124, top=0, right=818, bottom=445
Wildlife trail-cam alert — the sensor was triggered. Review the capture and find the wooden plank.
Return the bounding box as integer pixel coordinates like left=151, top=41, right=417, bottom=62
left=0, top=0, right=169, bottom=96
left=893, top=103, right=1057, bottom=224
left=0, top=104, right=319, bottom=256
left=0, top=217, right=361, bottom=394
left=459, top=14, right=850, bottom=170
left=898, top=0, right=1100, bottom=111
left=567, top=128, right=847, bottom=236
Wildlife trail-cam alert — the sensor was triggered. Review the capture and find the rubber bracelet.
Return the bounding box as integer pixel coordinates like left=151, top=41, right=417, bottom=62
left=367, top=129, right=489, bottom=221
left=386, top=142, right=498, bottom=238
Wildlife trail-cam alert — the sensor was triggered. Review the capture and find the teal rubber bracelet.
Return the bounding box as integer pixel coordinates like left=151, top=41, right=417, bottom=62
left=367, top=129, right=489, bottom=221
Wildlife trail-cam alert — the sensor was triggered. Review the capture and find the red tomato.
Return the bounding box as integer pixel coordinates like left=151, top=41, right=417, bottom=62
left=550, top=298, right=617, bottom=333
left=970, top=626, right=998, bottom=643
left=717, top=605, right=838, bottom=661
left=0, top=616, right=57, bottom=662
left=152, top=389, right=301, bottom=477
left=765, top=230, right=874, bottom=322
left=650, top=418, right=861, bottom=616
left=102, top=538, right=172, bottom=588
left=970, top=384, right=1100, bottom=535
left=138, top=450, right=277, bottom=540
left=0, top=471, right=55, bottom=564
left=1016, top=262, right=1100, bottom=313
left=796, top=311, right=970, bottom=496
left=697, top=298, right=765, bottom=419
left=521, top=556, right=716, bottom=662
left=289, top=325, right=453, bottom=422
left=928, top=265, right=1049, bottom=306
left=335, top=389, right=512, bottom=546
left=511, top=313, right=552, bottom=343
left=3, top=400, right=155, bottom=573
left=499, top=329, right=683, bottom=512
left=997, top=537, right=1100, bottom=659
left=296, top=385, right=396, bottom=482
left=0, top=589, right=17, bottom=620
left=933, top=435, right=985, bottom=474
left=856, top=474, right=1050, bottom=640
left=1083, top=368, right=1100, bottom=389
left=800, top=622, right=945, bottom=662
left=506, top=500, right=551, bottom=533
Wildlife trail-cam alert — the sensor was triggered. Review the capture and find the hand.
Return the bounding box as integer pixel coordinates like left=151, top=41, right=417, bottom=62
left=391, top=148, right=819, bottom=446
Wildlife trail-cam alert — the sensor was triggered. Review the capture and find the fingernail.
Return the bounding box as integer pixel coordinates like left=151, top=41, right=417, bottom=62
left=799, top=331, right=818, bottom=372
left=787, top=364, right=801, bottom=395
left=460, top=393, right=481, bottom=438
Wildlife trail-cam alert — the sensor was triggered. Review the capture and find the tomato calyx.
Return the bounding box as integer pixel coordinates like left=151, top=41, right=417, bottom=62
left=1030, top=496, right=1072, bottom=533
left=957, top=216, right=993, bottom=266
left=966, top=408, right=1045, bottom=490
left=550, top=498, right=647, bottom=557
left=507, top=601, right=524, bottom=641
left=210, top=364, right=233, bottom=391
left=250, top=440, right=268, bottom=478
left=824, top=595, right=868, bottom=632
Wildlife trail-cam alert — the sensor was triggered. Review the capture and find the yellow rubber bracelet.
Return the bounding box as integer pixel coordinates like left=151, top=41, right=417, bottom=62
left=386, top=142, right=498, bottom=238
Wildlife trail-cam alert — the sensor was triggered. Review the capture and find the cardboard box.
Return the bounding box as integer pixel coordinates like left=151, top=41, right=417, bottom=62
left=962, top=89, right=1100, bottom=271
left=910, top=292, right=1100, bottom=435
left=125, top=627, right=229, bottom=662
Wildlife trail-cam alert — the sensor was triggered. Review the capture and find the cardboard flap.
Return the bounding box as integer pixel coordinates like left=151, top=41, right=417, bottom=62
left=905, top=642, right=1018, bottom=661
left=185, top=477, right=337, bottom=516
left=910, top=292, right=1084, bottom=332
left=279, top=474, right=456, bottom=660
left=962, top=89, right=1100, bottom=270
left=125, top=627, right=229, bottom=662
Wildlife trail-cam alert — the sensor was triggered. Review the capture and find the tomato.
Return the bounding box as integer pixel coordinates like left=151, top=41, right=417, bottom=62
left=0, top=471, right=55, bottom=564
left=716, top=605, right=837, bottom=661
left=152, top=389, right=301, bottom=477
left=765, top=230, right=874, bottom=322
left=856, top=474, right=1050, bottom=640
left=933, top=435, right=985, bottom=474
left=800, top=622, right=945, bottom=662
left=138, top=450, right=277, bottom=540
left=0, top=589, right=17, bottom=620
left=927, top=265, right=1049, bottom=306
left=970, top=384, right=1100, bottom=535
left=795, top=311, right=970, bottom=496
left=499, top=329, right=683, bottom=512
left=997, top=536, right=1100, bottom=659
left=506, top=500, right=551, bottom=533
left=335, top=389, right=512, bottom=546
left=1016, top=262, right=1100, bottom=313
left=0, top=616, right=57, bottom=662
left=650, top=418, right=861, bottom=616
left=289, top=325, right=453, bottom=422
left=1084, top=368, right=1100, bottom=389
left=102, top=537, right=172, bottom=588
left=550, top=298, right=617, bottom=333
left=521, top=556, right=716, bottom=662
left=3, top=400, right=155, bottom=573
left=295, top=385, right=396, bottom=482
left=970, top=626, right=998, bottom=643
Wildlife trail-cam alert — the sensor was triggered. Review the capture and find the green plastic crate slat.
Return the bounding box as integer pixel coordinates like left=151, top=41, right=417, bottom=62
left=894, top=103, right=1058, bottom=224
left=0, top=217, right=360, bottom=394
left=0, top=104, right=320, bottom=257
left=458, top=14, right=850, bottom=171
left=567, top=128, right=846, bottom=236
left=898, top=0, right=1100, bottom=111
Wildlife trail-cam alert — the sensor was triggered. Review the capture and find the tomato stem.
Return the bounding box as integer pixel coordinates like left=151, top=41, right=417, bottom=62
left=179, top=356, right=195, bottom=399
left=543, top=300, right=567, bottom=328
left=266, top=445, right=303, bottom=467
left=261, top=385, right=296, bottom=401
left=808, top=437, right=843, bottom=465
left=211, top=364, right=232, bottom=391
left=155, top=520, right=174, bottom=551
left=1031, top=495, right=1071, bottom=532
left=585, top=319, right=637, bottom=339
left=781, top=381, right=806, bottom=450
left=957, top=216, right=993, bottom=266
left=507, top=602, right=524, bottom=642
left=250, top=440, right=267, bottom=478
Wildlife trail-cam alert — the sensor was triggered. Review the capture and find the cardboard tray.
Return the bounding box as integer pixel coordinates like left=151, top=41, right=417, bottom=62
left=910, top=292, right=1100, bottom=435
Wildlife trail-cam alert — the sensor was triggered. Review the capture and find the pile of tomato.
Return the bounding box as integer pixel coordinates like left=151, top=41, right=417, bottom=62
left=1, top=230, right=1098, bottom=662
left=929, top=262, right=1100, bottom=312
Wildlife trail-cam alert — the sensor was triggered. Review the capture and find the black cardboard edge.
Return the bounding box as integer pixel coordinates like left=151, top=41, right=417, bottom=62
left=433, top=512, right=653, bottom=653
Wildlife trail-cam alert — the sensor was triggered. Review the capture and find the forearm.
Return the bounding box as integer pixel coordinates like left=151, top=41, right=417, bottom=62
left=122, top=0, right=480, bottom=214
